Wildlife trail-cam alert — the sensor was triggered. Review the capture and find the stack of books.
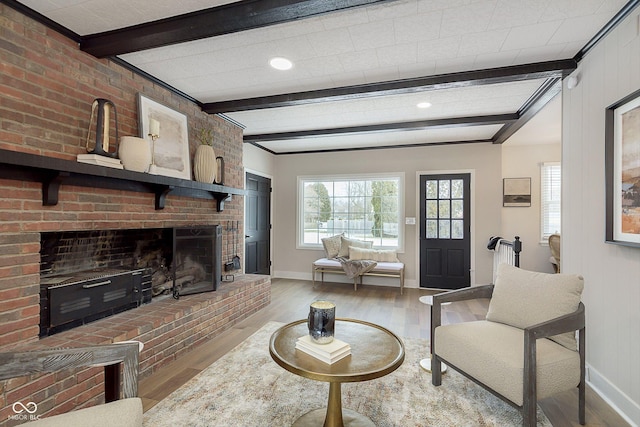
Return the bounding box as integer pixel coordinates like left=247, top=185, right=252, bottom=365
left=295, top=335, right=351, bottom=364
left=76, top=153, right=123, bottom=169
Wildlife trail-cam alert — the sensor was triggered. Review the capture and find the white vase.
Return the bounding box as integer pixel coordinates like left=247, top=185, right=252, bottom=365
left=118, top=136, right=151, bottom=172
left=193, top=145, right=217, bottom=183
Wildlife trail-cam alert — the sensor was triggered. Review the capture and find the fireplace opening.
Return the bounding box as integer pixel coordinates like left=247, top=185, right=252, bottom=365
left=39, top=225, right=222, bottom=336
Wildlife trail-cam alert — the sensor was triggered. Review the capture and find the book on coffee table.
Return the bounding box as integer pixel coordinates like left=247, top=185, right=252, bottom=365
left=295, top=335, right=351, bottom=364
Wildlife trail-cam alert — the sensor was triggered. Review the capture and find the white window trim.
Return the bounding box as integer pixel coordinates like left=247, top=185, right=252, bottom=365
left=297, top=172, right=405, bottom=252
left=540, top=162, right=561, bottom=244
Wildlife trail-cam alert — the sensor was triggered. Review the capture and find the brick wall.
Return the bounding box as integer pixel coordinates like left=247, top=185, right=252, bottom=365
left=0, top=275, right=270, bottom=425
left=0, top=4, right=245, bottom=348
left=0, top=5, right=254, bottom=424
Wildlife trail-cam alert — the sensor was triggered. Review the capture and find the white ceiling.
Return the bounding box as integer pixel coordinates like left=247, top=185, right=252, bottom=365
left=17, top=0, right=632, bottom=153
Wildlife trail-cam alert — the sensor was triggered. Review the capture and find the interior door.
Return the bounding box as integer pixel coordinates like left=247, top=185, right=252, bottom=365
left=245, top=173, right=271, bottom=275
left=419, top=173, right=471, bottom=289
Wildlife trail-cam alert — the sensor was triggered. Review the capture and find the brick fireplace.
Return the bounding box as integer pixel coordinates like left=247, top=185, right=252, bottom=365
left=0, top=5, right=270, bottom=424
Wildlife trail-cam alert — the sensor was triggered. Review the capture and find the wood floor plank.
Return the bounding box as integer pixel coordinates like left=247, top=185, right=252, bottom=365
left=138, top=278, right=631, bottom=426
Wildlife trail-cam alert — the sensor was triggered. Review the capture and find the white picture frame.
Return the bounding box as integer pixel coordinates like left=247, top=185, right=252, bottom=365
left=137, top=93, right=191, bottom=180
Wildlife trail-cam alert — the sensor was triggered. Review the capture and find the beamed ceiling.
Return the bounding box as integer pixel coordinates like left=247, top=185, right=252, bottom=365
left=6, top=0, right=639, bottom=154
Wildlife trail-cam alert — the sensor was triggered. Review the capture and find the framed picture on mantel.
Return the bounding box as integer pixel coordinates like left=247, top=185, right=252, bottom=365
left=605, top=88, right=640, bottom=248
left=137, top=93, right=191, bottom=180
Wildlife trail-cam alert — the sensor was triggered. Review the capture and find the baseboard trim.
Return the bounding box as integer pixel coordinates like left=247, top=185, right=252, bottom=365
left=587, top=363, right=639, bottom=426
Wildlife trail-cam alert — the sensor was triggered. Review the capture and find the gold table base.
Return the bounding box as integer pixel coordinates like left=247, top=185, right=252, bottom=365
left=292, top=382, right=374, bottom=427
left=293, top=409, right=374, bottom=427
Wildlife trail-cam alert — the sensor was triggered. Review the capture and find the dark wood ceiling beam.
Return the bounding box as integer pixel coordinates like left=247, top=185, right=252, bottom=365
left=204, top=59, right=577, bottom=113
left=244, top=113, right=518, bottom=143
left=263, top=139, right=494, bottom=155
left=492, top=77, right=562, bottom=144
left=80, top=0, right=396, bottom=57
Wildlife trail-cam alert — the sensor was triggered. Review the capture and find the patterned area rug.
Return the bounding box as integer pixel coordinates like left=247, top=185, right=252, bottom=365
left=143, top=321, right=552, bottom=427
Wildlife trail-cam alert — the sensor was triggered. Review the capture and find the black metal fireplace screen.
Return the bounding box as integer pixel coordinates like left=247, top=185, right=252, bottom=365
left=171, top=225, right=222, bottom=299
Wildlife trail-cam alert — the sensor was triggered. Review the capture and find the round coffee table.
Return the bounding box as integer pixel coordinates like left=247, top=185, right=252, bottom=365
left=269, top=318, right=404, bottom=427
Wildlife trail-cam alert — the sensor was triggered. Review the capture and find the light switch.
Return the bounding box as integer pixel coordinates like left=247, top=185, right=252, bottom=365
left=405, top=217, right=416, bottom=225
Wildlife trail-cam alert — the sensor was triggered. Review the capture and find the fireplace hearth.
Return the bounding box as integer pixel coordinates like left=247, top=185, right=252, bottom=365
left=39, top=226, right=223, bottom=336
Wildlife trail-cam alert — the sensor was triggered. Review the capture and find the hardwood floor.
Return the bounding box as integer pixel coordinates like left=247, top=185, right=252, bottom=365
left=139, top=278, right=629, bottom=427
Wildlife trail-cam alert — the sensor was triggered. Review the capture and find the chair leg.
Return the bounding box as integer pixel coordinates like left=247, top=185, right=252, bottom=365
left=431, top=357, right=442, bottom=386
left=579, top=326, right=586, bottom=425
left=579, top=381, right=585, bottom=425
left=522, top=400, right=536, bottom=427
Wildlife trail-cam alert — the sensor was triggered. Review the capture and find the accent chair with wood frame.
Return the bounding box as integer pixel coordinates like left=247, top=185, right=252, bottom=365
left=0, top=342, right=142, bottom=427
left=430, top=263, right=585, bottom=427
left=549, top=233, right=561, bottom=273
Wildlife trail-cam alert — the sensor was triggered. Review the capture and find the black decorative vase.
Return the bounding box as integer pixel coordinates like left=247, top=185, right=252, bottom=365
left=308, top=300, right=335, bottom=344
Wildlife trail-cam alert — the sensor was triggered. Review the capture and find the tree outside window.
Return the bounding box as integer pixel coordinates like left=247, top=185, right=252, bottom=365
left=299, top=175, right=403, bottom=248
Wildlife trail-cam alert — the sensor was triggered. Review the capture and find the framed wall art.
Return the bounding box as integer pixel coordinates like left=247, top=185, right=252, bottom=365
left=605, top=88, right=640, bottom=247
left=137, top=93, right=191, bottom=180
left=503, top=178, right=531, bottom=207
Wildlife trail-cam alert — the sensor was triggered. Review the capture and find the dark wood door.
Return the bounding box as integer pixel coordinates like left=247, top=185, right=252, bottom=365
left=245, top=173, right=271, bottom=275
left=419, top=173, right=471, bottom=289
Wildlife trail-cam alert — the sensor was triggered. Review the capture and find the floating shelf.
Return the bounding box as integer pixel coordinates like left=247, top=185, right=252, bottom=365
left=0, top=149, right=244, bottom=211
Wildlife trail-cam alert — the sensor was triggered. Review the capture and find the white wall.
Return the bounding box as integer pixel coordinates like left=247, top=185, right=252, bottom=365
left=501, top=143, right=561, bottom=273
left=562, top=6, right=640, bottom=425
left=244, top=143, right=275, bottom=178
left=269, top=143, right=503, bottom=288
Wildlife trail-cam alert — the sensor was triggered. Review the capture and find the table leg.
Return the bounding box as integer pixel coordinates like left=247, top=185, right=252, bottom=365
left=293, top=381, right=375, bottom=427
left=419, top=295, right=447, bottom=374
left=325, top=382, right=344, bottom=427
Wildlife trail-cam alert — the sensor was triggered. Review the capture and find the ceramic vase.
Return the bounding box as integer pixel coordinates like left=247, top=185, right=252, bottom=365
left=193, top=145, right=217, bottom=183
left=308, top=300, right=336, bottom=344
left=118, top=136, right=151, bottom=172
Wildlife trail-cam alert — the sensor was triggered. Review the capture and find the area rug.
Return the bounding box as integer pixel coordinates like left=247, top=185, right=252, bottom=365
left=143, top=321, right=552, bottom=426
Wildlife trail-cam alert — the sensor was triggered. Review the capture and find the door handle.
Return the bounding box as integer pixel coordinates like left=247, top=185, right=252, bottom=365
left=245, top=235, right=252, bottom=238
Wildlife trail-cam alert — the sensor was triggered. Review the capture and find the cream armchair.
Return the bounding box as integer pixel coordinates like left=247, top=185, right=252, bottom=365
left=430, top=264, right=585, bottom=427
left=0, top=343, right=142, bottom=427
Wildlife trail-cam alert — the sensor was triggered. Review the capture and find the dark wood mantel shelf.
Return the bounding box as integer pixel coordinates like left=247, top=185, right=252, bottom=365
left=0, top=149, right=245, bottom=211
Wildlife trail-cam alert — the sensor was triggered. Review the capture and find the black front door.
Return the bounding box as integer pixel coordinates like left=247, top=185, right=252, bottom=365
left=419, top=173, right=471, bottom=289
left=245, top=173, right=271, bottom=275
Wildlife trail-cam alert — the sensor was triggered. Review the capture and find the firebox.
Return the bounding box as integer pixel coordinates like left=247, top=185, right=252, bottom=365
left=39, top=226, right=223, bottom=336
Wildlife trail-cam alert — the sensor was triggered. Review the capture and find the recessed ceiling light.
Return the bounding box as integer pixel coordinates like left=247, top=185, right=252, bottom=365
left=417, top=102, right=432, bottom=109
left=269, top=57, right=293, bottom=70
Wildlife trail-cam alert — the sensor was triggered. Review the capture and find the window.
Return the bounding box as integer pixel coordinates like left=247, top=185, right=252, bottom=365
left=541, top=162, right=561, bottom=242
left=298, top=174, right=404, bottom=249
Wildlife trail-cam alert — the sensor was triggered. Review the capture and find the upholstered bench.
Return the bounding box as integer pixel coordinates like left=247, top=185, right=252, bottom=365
left=312, top=257, right=405, bottom=294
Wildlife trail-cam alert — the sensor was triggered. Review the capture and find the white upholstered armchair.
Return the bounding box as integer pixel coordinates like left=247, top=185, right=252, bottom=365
left=430, top=264, right=585, bottom=427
